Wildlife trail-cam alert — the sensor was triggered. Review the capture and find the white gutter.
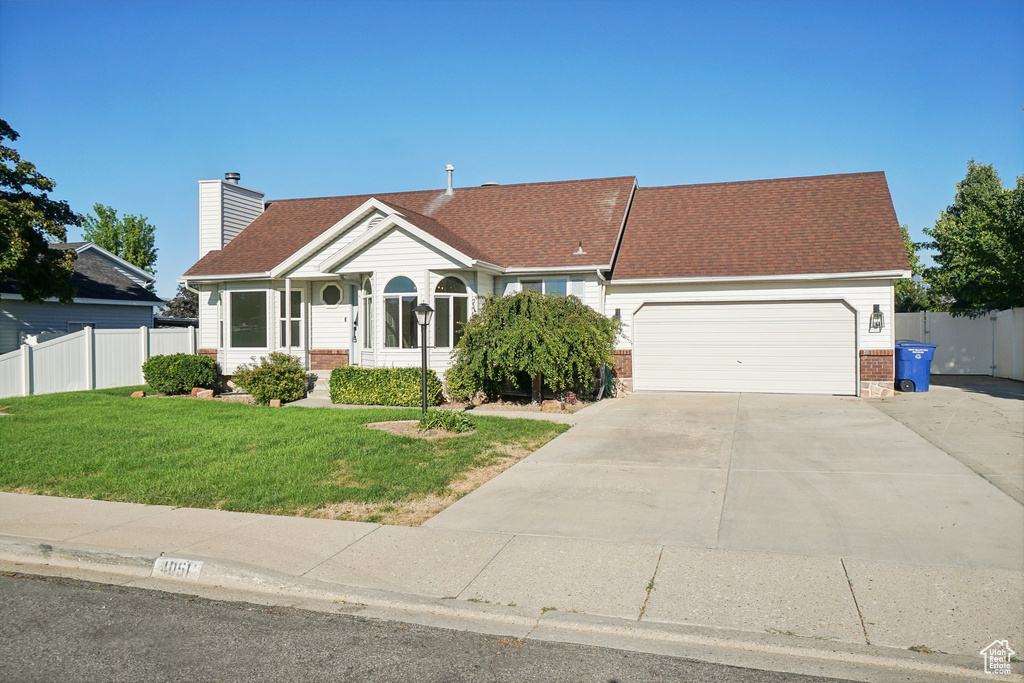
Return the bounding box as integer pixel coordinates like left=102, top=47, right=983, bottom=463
left=607, top=270, right=910, bottom=286
left=179, top=273, right=270, bottom=282
left=501, top=264, right=608, bottom=274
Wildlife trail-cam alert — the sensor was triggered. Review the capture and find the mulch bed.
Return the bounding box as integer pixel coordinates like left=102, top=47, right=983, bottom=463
left=364, top=420, right=475, bottom=440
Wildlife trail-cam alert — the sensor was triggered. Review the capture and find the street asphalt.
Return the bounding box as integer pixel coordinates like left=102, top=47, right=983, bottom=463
left=0, top=573, right=847, bottom=683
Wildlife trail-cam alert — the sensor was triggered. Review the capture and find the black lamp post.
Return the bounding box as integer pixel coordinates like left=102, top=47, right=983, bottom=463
left=413, top=302, right=434, bottom=414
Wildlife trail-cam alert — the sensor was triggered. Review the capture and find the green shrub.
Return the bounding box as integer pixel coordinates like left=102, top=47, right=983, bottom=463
left=418, top=409, right=474, bottom=433
left=444, top=362, right=482, bottom=402
left=232, top=352, right=307, bottom=405
left=450, top=290, right=621, bottom=400
left=142, top=353, right=218, bottom=395
left=329, top=366, right=442, bottom=407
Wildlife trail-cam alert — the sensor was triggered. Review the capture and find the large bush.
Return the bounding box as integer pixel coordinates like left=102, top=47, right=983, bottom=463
left=142, top=353, right=218, bottom=395
left=232, top=352, right=307, bottom=405
left=329, top=366, right=442, bottom=407
left=444, top=362, right=482, bottom=402
left=449, top=290, right=621, bottom=401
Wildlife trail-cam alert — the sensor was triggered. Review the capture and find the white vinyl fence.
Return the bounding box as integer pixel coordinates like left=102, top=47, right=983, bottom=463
left=0, top=326, right=197, bottom=399
left=895, top=308, right=1023, bottom=381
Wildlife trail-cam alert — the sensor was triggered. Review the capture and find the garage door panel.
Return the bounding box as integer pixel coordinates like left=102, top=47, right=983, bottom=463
left=633, top=301, right=856, bottom=395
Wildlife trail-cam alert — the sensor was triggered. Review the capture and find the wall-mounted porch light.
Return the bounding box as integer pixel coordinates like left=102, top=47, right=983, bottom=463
left=869, top=304, right=884, bottom=333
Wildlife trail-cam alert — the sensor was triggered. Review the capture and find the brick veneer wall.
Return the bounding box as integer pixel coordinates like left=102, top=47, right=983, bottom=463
left=610, top=350, right=632, bottom=396
left=197, top=348, right=217, bottom=363
left=860, top=349, right=894, bottom=398
left=310, top=349, right=349, bottom=371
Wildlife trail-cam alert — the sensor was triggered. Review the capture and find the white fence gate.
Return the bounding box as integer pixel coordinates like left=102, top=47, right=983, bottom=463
left=895, top=308, right=1023, bottom=381
left=0, top=326, right=197, bottom=399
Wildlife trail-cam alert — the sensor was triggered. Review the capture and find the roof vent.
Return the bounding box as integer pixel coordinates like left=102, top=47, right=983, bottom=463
left=445, top=164, right=454, bottom=196
left=573, top=240, right=586, bottom=255
left=480, top=181, right=500, bottom=187
left=224, top=172, right=240, bottom=185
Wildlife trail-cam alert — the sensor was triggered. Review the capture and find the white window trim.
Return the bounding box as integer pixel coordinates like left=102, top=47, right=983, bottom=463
left=361, top=278, right=374, bottom=350
left=319, top=282, right=345, bottom=308
left=383, top=276, right=420, bottom=349
left=517, top=277, right=569, bottom=296
left=432, top=275, right=470, bottom=349
left=228, top=289, right=270, bottom=350
left=277, top=287, right=305, bottom=349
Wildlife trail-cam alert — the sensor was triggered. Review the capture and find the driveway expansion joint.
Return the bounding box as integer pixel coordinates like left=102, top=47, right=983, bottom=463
left=841, top=557, right=871, bottom=646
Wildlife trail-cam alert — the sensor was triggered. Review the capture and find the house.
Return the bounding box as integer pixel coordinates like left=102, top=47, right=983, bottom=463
left=0, top=242, right=163, bottom=353
left=182, top=168, right=909, bottom=397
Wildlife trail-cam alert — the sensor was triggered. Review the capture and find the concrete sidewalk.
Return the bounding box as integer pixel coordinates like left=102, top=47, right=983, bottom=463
left=1, top=492, right=1020, bottom=681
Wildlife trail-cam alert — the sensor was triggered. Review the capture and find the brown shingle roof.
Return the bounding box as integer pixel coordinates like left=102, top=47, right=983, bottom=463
left=184, top=176, right=636, bottom=276
left=610, top=172, right=908, bottom=280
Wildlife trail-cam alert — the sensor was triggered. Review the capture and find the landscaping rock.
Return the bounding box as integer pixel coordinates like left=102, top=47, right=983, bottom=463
left=196, top=389, right=214, bottom=399
left=541, top=399, right=566, bottom=413
left=190, top=387, right=202, bottom=397
left=269, top=399, right=282, bottom=407
left=130, top=390, right=146, bottom=398
left=469, top=391, right=489, bottom=406
left=563, top=391, right=578, bottom=405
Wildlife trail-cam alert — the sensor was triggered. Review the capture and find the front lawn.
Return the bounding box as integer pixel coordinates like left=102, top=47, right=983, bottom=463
left=0, top=387, right=568, bottom=524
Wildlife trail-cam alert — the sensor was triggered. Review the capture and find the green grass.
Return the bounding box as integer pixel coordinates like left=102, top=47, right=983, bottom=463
left=0, top=387, right=567, bottom=516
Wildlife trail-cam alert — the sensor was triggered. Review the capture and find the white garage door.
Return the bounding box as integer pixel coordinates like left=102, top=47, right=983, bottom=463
left=632, top=301, right=857, bottom=395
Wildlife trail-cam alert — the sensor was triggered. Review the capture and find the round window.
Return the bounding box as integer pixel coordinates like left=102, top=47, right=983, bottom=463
left=322, top=284, right=342, bottom=306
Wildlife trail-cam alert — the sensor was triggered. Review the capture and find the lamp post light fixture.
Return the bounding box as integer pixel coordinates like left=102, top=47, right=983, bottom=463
left=413, top=302, right=434, bottom=413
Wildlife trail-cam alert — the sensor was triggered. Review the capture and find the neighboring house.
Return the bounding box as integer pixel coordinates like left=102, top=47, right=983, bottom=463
left=182, top=169, right=909, bottom=397
left=0, top=242, right=163, bottom=353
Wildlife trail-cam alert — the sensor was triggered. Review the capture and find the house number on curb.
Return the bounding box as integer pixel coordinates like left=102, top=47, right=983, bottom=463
left=152, top=557, right=203, bottom=580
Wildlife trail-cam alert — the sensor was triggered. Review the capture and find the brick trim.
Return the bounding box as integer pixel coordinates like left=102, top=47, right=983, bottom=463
left=611, top=350, right=632, bottom=378
left=859, top=349, right=893, bottom=383
left=310, top=349, right=349, bottom=371
left=197, top=348, right=217, bottom=363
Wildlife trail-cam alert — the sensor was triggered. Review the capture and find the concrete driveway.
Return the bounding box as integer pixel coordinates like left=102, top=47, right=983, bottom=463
left=426, top=391, right=1024, bottom=571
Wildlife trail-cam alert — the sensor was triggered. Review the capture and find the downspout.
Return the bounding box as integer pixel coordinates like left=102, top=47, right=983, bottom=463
left=594, top=267, right=610, bottom=400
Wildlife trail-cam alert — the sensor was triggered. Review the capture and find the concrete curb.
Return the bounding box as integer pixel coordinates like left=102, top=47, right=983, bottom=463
left=0, top=535, right=1010, bottom=683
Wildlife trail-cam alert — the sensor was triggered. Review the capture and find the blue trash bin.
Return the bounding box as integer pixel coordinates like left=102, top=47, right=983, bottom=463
left=894, top=342, right=938, bottom=392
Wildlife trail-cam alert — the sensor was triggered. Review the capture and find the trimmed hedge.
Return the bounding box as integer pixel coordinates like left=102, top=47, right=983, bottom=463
left=444, top=362, right=481, bottom=402
left=142, top=353, right=219, bottom=395
left=329, top=366, right=442, bottom=407
left=232, top=352, right=307, bottom=406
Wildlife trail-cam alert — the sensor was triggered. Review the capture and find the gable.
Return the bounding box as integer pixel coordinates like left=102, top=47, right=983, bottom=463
left=282, top=210, right=388, bottom=278
left=332, top=226, right=472, bottom=272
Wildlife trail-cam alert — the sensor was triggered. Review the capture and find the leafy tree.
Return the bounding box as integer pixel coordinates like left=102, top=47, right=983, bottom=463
left=161, top=283, right=199, bottom=319
left=894, top=224, right=929, bottom=312
left=83, top=202, right=158, bottom=277
left=923, top=161, right=1023, bottom=314
left=450, top=290, right=621, bottom=402
left=0, top=119, right=81, bottom=303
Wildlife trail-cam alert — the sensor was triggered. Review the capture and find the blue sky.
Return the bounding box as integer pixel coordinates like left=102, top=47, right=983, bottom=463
left=2, top=0, right=1021, bottom=298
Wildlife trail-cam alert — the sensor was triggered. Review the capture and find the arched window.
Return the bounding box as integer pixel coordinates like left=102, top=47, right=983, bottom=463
left=383, top=276, right=418, bottom=348
left=361, top=279, right=373, bottom=349
left=434, top=276, right=469, bottom=348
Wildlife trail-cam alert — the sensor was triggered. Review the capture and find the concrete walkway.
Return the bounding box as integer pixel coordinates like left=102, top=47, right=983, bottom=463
left=868, top=376, right=1024, bottom=504
left=427, top=392, right=1024, bottom=571
left=1, top=491, right=1020, bottom=678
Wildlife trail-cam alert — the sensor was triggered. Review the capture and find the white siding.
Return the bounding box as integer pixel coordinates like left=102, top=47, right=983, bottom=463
left=222, top=184, right=264, bottom=246
left=605, top=279, right=895, bottom=353
left=197, top=284, right=220, bottom=349
left=198, top=181, right=263, bottom=259
left=198, top=181, right=223, bottom=258
left=340, top=228, right=470, bottom=273
left=286, top=211, right=386, bottom=278
left=309, top=281, right=352, bottom=350
left=633, top=301, right=857, bottom=395
left=0, top=298, right=154, bottom=354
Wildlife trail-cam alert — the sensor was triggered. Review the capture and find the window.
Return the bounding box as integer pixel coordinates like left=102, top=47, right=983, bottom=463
left=383, top=276, right=418, bottom=348
left=278, top=289, right=302, bottom=347
left=230, top=291, right=267, bottom=348
left=521, top=280, right=543, bottom=293
left=434, top=276, right=469, bottom=348
left=519, top=278, right=567, bottom=296
left=362, top=279, right=373, bottom=349
left=321, top=283, right=342, bottom=306
left=67, top=322, right=96, bottom=332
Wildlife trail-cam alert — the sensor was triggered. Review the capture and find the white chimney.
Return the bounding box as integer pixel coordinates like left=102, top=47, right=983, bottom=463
left=445, top=164, right=454, bottom=196
left=198, top=172, right=265, bottom=258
